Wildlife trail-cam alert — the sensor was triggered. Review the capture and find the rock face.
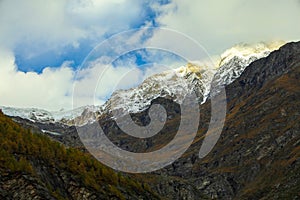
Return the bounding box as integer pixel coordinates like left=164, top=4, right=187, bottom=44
left=0, top=173, right=55, bottom=200
left=143, top=41, right=300, bottom=199
left=211, top=41, right=284, bottom=96
left=10, top=116, right=84, bottom=148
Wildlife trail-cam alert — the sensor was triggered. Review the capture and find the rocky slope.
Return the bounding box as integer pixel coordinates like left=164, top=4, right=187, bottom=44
left=211, top=41, right=285, bottom=96
left=80, top=41, right=300, bottom=199
left=137, top=41, right=300, bottom=199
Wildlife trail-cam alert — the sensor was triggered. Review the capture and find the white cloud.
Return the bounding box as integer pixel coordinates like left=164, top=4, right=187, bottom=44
left=0, top=0, right=82, bottom=55
left=73, top=60, right=143, bottom=108
left=0, top=0, right=156, bottom=110
left=155, top=0, right=300, bottom=54
left=0, top=48, right=74, bottom=110
left=0, top=48, right=149, bottom=111
left=0, top=0, right=145, bottom=57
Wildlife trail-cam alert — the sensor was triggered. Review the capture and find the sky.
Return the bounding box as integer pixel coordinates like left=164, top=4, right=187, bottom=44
left=0, top=0, right=300, bottom=111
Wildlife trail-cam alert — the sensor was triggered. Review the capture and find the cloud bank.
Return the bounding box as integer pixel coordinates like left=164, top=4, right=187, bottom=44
left=0, top=46, right=184, bottom=111
left=156, top=0, right=300, bottom=54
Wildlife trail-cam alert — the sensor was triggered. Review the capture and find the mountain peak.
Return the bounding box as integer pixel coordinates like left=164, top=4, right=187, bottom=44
left=219, top=41, right=286, bottom=67
left=175, top=62, right=206, bottom=79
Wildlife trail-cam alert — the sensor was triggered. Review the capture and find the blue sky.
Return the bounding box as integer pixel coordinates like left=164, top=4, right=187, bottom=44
left=14, top=38, right=92, bottom=73
left=0, top=0, right=300, bottom=110
left=12, top=0, right=170, bottom=73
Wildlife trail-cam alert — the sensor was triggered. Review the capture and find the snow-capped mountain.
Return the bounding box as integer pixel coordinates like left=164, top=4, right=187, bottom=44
left=212, top=41, right=285, bottom=95
left=0, top=41, right=285, bottom=126
left=103, top=62, right=215, bottom=114
left=0, top=105, right=99, bottom=125
left=102, top=41, right=285, bottom=115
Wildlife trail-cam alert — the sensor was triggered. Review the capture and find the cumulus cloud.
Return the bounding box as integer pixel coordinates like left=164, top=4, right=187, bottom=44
left=0, top=0, right=146, bottom=58
left=0, top=48, right=74, bottom=110
left=0, top=47, right=142, bottom=110
left=0, top=0, right=158, bottom=110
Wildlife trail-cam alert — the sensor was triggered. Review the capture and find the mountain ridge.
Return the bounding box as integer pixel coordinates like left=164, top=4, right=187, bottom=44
left=1, top=41, right=286, bottom=126
left=85, top=41, right=300, bottom=199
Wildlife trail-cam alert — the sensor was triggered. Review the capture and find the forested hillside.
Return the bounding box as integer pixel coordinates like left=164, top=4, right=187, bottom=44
left=0, top=110, right=158, bottom=200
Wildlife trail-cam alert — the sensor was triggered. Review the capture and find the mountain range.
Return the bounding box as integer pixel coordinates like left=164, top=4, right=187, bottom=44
left=0, top=41, right=299, bottom=199
left=0, top=41, right=285, bottom=125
